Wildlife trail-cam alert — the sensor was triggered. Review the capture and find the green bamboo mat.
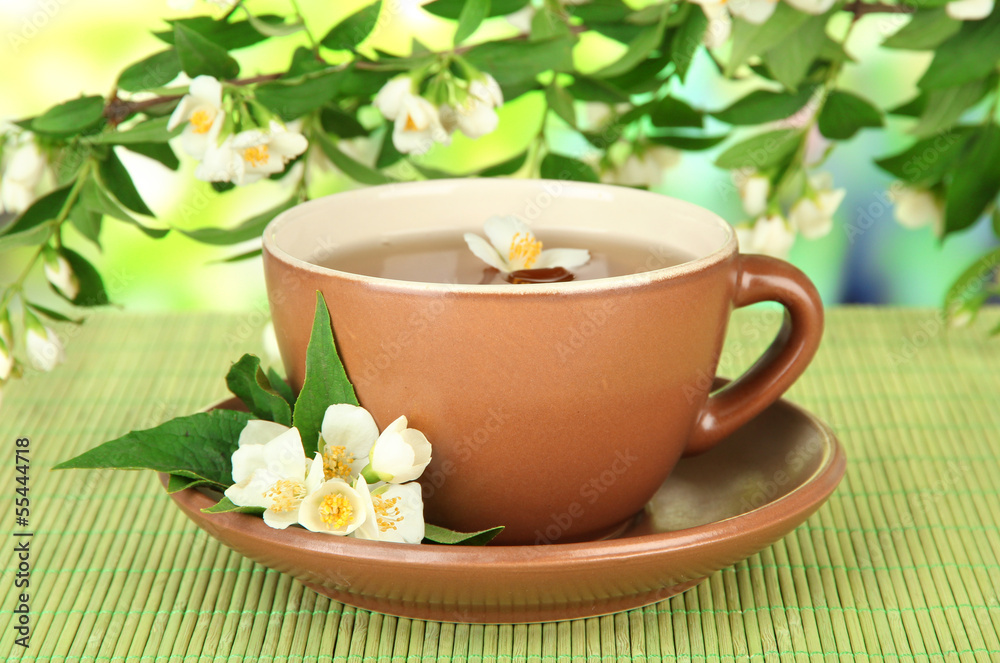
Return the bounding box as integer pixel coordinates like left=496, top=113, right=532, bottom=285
left=2, top=308, right=999, bottom=662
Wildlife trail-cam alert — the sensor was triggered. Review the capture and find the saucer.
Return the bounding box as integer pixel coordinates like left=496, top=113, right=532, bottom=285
left=164, top=392, right=845, bottom=623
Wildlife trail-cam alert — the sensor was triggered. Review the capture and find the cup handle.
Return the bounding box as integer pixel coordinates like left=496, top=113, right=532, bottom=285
left=684, top=253, right=824, bottom=456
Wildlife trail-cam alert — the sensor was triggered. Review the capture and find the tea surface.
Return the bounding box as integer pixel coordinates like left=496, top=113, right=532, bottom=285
left=318, top=229, right=694, bottom=284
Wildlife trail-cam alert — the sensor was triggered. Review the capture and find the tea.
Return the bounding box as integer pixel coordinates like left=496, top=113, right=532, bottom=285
left=318, top=229, right=694, bottom=284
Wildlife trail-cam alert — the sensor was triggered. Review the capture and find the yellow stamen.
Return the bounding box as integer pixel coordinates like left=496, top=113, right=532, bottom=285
left=190, top=108, right=214, bottom=135
left=508, top=232, right=542, bottom=269
left=373, top=494, right=402, bottom=532
left=243, top=144, right=270, bottom=167
left=264, top=479, right=306, bottom=513
left=319, top=493, right=354, bottom=529
left=404, top=114, right=420, bottom=131
left=323, top=445, right=355, bottom=481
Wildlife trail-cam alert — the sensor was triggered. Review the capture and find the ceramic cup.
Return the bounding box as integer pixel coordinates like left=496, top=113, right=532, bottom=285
left=262, top=179, right=823, bottom=545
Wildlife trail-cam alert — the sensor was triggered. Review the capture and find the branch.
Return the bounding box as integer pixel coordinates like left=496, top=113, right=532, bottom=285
left=843, top=1, right=915, bottom=16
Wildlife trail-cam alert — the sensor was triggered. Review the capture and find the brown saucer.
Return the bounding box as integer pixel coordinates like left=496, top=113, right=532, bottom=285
left=164, top=392, right=845, bottom=623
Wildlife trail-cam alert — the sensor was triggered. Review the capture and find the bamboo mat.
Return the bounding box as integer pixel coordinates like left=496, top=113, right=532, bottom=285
left=2, top=308, right=999, bottom=661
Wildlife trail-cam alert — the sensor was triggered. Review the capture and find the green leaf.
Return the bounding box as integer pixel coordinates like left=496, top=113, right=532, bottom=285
left=423, top=0, right=528, bottom=19
left=712, top=86, right=817, bottom=126
left=285, top=46, right=330, bottom=78
left=479, top=151, right=528, bottom=176
left=650, top=95, right=703, bottom=128
left=463, top=36, right=575, bottom=88
left=0, top=185, right=72, bottom=237
left=567, top=0, right=631, bottom=24
left=910, top=78, right=990, bottom=139
left=540, top=153, right=599, bottom=182
left=97, top=149, right=154, bottom=217
left=292, top=292, right=360, bottom=456
left=817, top=90, right=883, bottom=140
left=0, top=221, right=57, bottom=253
left=545, top=83, right=577, bottom=127
left=714, top=129, right=803, bottom=170
left=944, top=123, right=1000, bottom=235
left=943, top=248, right=1000, bottom=318
left=56, top=248, right=110, bottom=307
left=26, top=302, right=83, bottom=325
left=918, top=9, right=1000, bottom=90
left=244, top=12, right=304, bottom=37
left=530, top=5, right=572, bottom=40
left=215, top=247, right=263, bottom=263
left=82, top=178, right=168, bottom=238
left=156, top=16, right=281, bottom=50
left=670, top=6, right=707, bottom=83
left=174, top=23, right=240, bottom=80
left=760, top=13, right=831, bottom=91
left=565, top=76, right=628, bottom=104
left=375, top=128, right=404, bottom=169
left=320, top=106, right=368, bottom=138
left=993, top=207, right=1000, bottom=237
left=592, top=17, right=666, bottom=79
left=226, top=354, right=293, bottom=426
left=889, top=94, right=927, bottom=117
left=321, top=1, right=383, bottom=51
left=202, top=496, right=266, bottom=514
left=117, top=50, right=183, bottom=93
left=316, top=131, right=395, bottom=185
left=422, top=523, right=505, bottom=545
left=69, top=204, right=102, bottom=248
left=883, top=9, right=961, bottom=50
left=267, top=367, right=295, bottom=405
left=53, top=410, right=254, bottom=488
left=86, top=116, right=181, bottom=146
left=179, top=197, right=296, bottom=245
left=874, top=128, right=972, bottom=185
left=727, top=4, right=811, bottom=76
left=648, top=133, right=728, bottom=150
left=254, top=72, right=343, bottom=121
left=602, top=55, right=669, bottom=95
left=455, top=0, right=490, bottom=45
left=32, top=96, right=105, bottom=136
left=121, top=142, right=181, bottom=171
left=166, top=473, right=209, bottom=494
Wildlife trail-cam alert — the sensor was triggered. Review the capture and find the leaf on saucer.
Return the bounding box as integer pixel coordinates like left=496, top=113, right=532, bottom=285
left=293, top=292, right=360, bottom=456
left=423, top=523, right=505, bottom=546
left=226, top=354, right=293, bottom=426
left=53, top=410, right=253, bottom=489
left=166, top=473, right=216, bottom=494
left=202, top=495, right=266, bottom=514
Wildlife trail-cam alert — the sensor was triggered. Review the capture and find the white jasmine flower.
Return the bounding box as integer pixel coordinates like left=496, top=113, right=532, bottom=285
left=736, top=214, right=795, bottom=259
left=0, top=336, right=12, bottom=381
left=225, top=424, right=325, bottom=529
left=196, top=122, right=308, bottom=186
left=167, top=75, right=225, bottom=160
left=505, top=5, right=535, bottom=32
left=946, top=0, right=994, bottom=19
left=25, top=323, right=65, bottom=373
left=353, top=475, right=425, bottom=544
left=298, top=478, right=368, bottom=535
left=464, top=215, right=591, bottom=274
left=1, top=139, right=47, bottom=214
left=440, top=75, right=504, bottom=139
left=368, top=415, right=433, bottom=484
left=373, top=76, right=415, bottom=121
left=738, top=174, right=770, bottom=217
left=700, top=3, right=732, bottom=48
left=727, top=0, right=779, bottom=24
left=605, top=147, right=680, bottom=188
left=891, top=187, right=945, bottom=235
left=319, top=403, right=381, bottom=483
left=43, top=251, right=79, bottom=300
left=788, top=172, right=845, bottom=240
left=393, top=94, right=450, bottom=155
left=690, top=0, right=777, bottom=47
left=784, top=0, right=838, bottom=13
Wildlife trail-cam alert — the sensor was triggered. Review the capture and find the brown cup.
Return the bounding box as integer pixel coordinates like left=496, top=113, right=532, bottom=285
left=262, top=179, right=823, bottom=545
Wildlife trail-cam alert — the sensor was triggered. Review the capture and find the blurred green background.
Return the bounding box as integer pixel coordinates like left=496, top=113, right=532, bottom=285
left=1, top=0, right=995, bottom=311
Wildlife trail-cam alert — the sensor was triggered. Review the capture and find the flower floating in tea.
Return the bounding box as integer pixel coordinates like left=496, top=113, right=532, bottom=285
left=464, top=216, right=590, bottom=283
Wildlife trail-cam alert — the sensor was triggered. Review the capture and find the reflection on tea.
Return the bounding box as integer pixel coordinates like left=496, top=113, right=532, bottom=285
left=318, top=230, right=694, bottom=284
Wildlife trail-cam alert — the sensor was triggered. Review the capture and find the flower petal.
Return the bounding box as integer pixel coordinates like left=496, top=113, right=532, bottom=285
left=947, top=0, right=994, bottom=19
left=463, top=233, right=508, bottom=272
left=298, top=478, right=367, bottom=535
left=533, top=248, right=592, bottom=270
left=483, top=215, right=530, bottom=256
left=238, top=420, right=291, bottom=447
left=321, top=403, right=379, bottom=462
left=378, top=483, right=425, bottom=544
left=370, top=431, right=417, bottom=482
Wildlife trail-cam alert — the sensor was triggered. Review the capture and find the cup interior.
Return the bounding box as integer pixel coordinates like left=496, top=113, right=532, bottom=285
left=265, top=179, right=735, bottom=287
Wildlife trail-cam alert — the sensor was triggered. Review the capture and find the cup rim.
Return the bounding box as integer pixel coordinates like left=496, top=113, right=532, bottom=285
left=263, top=179, right=738, bottom=293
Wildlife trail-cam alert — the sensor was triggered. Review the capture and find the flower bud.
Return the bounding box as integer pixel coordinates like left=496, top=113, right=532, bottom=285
left=24, top=310, right=65, bottom=372
left=43, top=248, right=80, bottom=300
